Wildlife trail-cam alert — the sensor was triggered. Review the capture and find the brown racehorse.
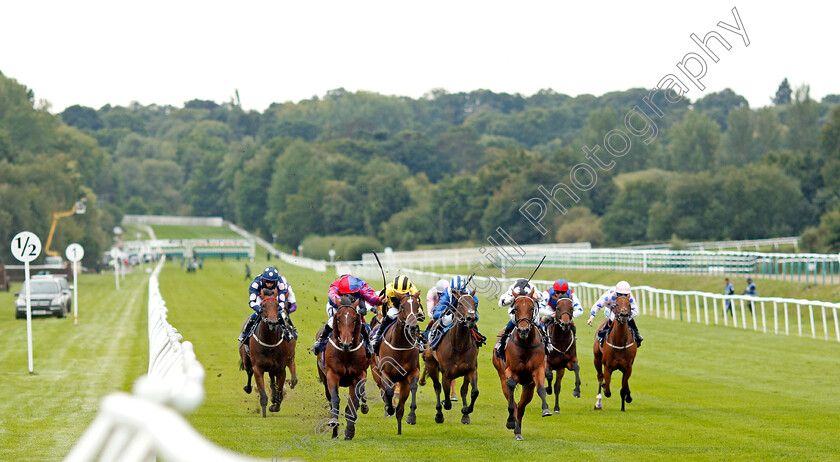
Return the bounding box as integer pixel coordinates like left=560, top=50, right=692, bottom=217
left=239, top=288, right=298, bottom=417
left=544, top=297, right=582, bottom=414
left=316, top=295, right=370, bottom=440
left=492, top=287, right=551, bottom=440
left=422, top=288, right=480, bottom=425
left=372, top=292, right=423, bottom=435
left=593, top=296, right=637, bottom=412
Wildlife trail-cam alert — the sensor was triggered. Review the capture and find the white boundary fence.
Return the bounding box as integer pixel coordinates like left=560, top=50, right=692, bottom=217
left=65, top=258, right=260, bottom=462
left=338, top=264, right=840, bottom=343
left=362, top=247, right=840, bottom=284
left=122, top=215, right=225, bottom=227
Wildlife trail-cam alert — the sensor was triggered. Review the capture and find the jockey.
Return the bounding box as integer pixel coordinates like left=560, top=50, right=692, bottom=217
left=587, top=280, right=644, bottom=346
left=428, top=275, right=486, bottom=346
left=495, top=278, right=552, bottom=358
left=538, top=279, right=583, bottom=337
left=426, top=279, right=450, bottom=319
left=238, top=267, right=297, bottom=344
left=312, top=274, right=382, bottom=357
left=372, top=275, right=423, bottom=354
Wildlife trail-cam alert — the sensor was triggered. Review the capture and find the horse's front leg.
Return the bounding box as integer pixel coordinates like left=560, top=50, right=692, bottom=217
left=442, top=374, right=453, bottom=411
left=383, top=376, right=396, bottom=417
left=395, top=379, right=411, bottom=435
left=514, top=383, right=535, bottom=441
left=571, top=359, right=581, bottom=398
left=545, top=365, right=554, bottom=395
left=603, top=365, right=613, bottom=398
left=429, top=364, right=444, bottom=424
left=462, top=369, right=479, bottom=424
left=253, top=365, right=268, bottom=418
left=344, top=377, right=361, bottom=440
left=288, top=349, right=298, bottom=389
left=553, top=367, right=562, bottom=414
left=326, top=373, right=341, bottom=438
left=406, top=372, right=419, bottom=426
left=533, top=366, right=551, bottom=417
left=505, top=372, right=517, bottom=431
left=620, top=365, right=633, bottom=412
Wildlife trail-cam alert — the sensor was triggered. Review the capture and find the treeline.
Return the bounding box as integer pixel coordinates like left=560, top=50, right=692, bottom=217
left=2, top=73, right=840, bottom=265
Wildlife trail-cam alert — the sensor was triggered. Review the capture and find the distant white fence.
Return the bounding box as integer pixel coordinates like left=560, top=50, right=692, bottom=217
left=338, top=265, right=840, bottom=343
left=122, top=215, right=224, bottom=227
left=227, top=222, right=327, bottom=272
left=359, top=246, right=840, bottom=284
left=122, top=238, right=255, bottom=260
left=619, top=236, right=801, bottom=251
left=65, top=257, right=260, bottom=462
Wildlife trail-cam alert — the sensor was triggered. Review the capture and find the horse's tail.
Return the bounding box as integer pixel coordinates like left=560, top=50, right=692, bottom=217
left=238, top=357, right=244, bottom=371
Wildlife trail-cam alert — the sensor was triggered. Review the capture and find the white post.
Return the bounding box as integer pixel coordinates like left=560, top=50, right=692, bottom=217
left=703, top=296, right=709, bottom=325
left=761, top=301, right=766, bottom=333
left=695, top=295, right=701, bottom=323
left=809, top=305, right=816, bottom=339
left=686, top=295, right=691, bottom=323
left=822, top=306, right=828, bottom=341
left=784, top=302, right=789, bottom=336
left=73, top=261, right=79, bottom=325
left=114, top=257, right=120, bottom=291
left=833, top=307, right=840, bottom=342
left=25, top=260, right=33, bottom=373
left=797, top=304, right=802, bottom=337
left=773, top=301, right=779, bottom=335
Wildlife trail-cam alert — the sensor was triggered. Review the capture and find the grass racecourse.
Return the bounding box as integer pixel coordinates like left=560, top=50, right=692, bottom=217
left=1, top=244, right=840, bottom=460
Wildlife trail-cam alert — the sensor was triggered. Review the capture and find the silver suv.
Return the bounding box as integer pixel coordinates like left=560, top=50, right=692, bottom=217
left=14, top=276, right=72, bottom=319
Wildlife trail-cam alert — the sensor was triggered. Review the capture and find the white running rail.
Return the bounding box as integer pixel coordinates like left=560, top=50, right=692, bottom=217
left=65, top=257, right=261, bottom=462
left=341, top=265, right=840, bottom=343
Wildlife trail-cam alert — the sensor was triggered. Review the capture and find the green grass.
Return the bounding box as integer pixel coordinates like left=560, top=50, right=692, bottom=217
left=156, top=251, right=840, bottom=461
left=0, top=269, right=149, bottom=460
left=121, top=223, right=151, bottom=240
left=1, top=244, right=838, bottom=460
left=150, top=225, right=242, bottom=240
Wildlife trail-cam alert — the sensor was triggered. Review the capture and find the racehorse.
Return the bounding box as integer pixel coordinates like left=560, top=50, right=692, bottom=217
left=544, top=296, right=581, bottom=414
left=316, top=294, right=370, bottom=440
left=593, top=296, right=637, bottom=412
left=492, top=286, right=551, bottom=440
left=422, top=287, right=480, bottom=425
left=239, top=287, right=298, bottom=417
left=372, top=292, right=423, bottom=435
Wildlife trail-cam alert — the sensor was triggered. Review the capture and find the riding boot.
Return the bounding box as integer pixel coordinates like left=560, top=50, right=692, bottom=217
left=360, top=324, right=374, bottom=358
left=597, top=321, right=610, bottom=346
left=539, top=324, right=554, bottom=353
left=312, top=323, right=332, bottom=354
left=628, top=318, right=643, bottom=347
left=238, top=312, right=258, bottom=343
left=283, top=315, right=298, bottom=341
left=373, top=315, right=396, bottom=354
left=471, top=327, right=487, bottom=347
left=571, top=323, right=577, bottom=339
left=495, top=321, right=515, bottom=359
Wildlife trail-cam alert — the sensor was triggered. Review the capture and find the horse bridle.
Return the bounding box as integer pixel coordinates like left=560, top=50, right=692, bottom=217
left=512, top=294, right=538, bottom=333
left=552, top=296, right=574, bottom=327
left=397, top=293, right=424, bottom=326
left=259, top=296, right=281, bottom=327
left=332, top=303, right=364, bottom=351
left=445, top=291, right=476, bottom=327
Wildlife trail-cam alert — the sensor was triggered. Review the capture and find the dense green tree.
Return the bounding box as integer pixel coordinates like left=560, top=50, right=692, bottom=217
left=666, top=111, right=721, bottom=171
left=719, top=105, right=757, bottom=167
left=693, top=88, right=748, bottom=130
left=786, top=85, right=819, bottom=152
left=62, top=105, right=103, bottom=130
left=772, top=78, right=792, bottom=105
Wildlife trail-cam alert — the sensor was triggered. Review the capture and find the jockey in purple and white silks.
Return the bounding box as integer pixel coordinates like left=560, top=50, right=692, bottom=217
left=587, top=280, right=643, bottom=346
left=494, top=278, right=552, bottom=358
left=238, top=266, right=298, bottom=343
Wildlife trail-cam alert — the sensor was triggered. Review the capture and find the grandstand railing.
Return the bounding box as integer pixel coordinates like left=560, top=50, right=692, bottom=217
left=338, top=264, right=840, bottom=343
left=226, top=222, right=327, bottom=272
left=65, top=257, right=260, bottom=462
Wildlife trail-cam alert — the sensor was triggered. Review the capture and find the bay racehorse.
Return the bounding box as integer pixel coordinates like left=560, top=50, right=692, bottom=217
left=422, top=287, right=480, bottom=425
left=492, top=286, right=551, bottom=440
left=316, top=294, right=370, bottom=440
left=239, top=288, right=298, bottom=417
left=544, top=296, right=581, bottom=414
left=593, top=296, right=637, bottom=411
left=371, top=292, right=423, bottom=435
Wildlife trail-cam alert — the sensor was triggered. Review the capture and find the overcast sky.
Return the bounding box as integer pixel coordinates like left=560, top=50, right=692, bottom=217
left=1, top=1, right=837, bottom=113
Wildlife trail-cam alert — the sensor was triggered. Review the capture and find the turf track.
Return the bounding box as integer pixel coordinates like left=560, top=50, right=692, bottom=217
left=1, top=254, right=838, bottom=461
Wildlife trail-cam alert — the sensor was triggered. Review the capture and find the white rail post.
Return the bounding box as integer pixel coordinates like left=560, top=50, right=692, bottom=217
left=703, top=296, right=709, bottom=325
left=809, top=305, right=816, bottom=339
left=694, top=294, right=701, bottom=323
left=773, top=301, right=779, bottom=335
left=833, top=307, right=840, bottom=342
left=797, top=304, right=803, bottom=337
left=822, top=306, right=829, bottom=340
left=761, top=301, right=767, bottom=333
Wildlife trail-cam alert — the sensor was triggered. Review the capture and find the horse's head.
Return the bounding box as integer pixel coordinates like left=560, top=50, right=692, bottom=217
left=512, top=287, right=538, bottom=340
left=614, top=295, right=631, bottom=324
left=451, top=288, right=477, bottom=329
left=553, top=296, right=574, bottom=331
left=260, top=287, right=281, bottom=332
left=397, top=292, right=423, bottom=339
left=335, top=295, right=361, bottom=352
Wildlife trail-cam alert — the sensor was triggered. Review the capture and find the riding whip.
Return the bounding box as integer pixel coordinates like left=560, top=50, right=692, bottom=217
left=525, top=255, right=547, bottom=286
left=372, top=250, right=387, bottom=291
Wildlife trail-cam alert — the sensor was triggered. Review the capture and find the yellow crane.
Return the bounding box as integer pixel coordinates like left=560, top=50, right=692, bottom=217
left=44, top=198, right=86, bottom=257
